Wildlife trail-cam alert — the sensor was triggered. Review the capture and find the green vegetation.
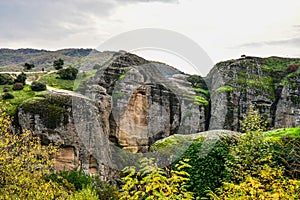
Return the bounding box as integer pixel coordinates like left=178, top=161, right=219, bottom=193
left=24, top=62, right=35, bottom=70
left=14, top=72, right=27, bottom=85
left=192, top=87, right=209, bottom=96
left=119, top=158, right=193, bottom=200
left=215, top=85, right=233, bottom=93
left=175, top=140, right=231, bottom=197
left=0, top=73, right=14, bottom=85
left=53, top=58, right=64, bottom=70
left=58, top=66, right=79, bottom=80
left=119, top=74, right=126, bottom=80
left=0, top=84, right=43, bottom=115
left=265, top=127, right=300, bottom=140
left=194, top=95, right=209, bottom=106
left=30, top=81, right=47, bottom=91
left=12, top=82, right=24, bottom=90
left=39, top=70, right=96, bottom=91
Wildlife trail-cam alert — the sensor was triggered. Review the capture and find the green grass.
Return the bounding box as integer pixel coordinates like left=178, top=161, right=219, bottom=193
left=215, top=86, right=233, bottom=93
left=39, top=73, right=75, bottom=90
left=264, top=127, right=300, bottom=141
left=0, top=85, right=44, bottom=115
left=39, top=70, right=96, bottom=91
left=192, top=87, right=210, bottom=96
left=194, top=96, right=209, bottom=106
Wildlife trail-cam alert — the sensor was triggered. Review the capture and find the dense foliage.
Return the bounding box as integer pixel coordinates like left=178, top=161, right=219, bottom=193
left=0, top=102, right=70, bottom=199
left=119, top=158, right=193, bottom=200
left=0, top=74, right=14, bottom=85
left=14, top=72, right=27, bottom=85
left=12, top=82, right=24, bottom=90
left=53, top=58, right=64, bottom=70
left=30, top=81, right=47, bottom=91
left=58, top=66, right=79, bottom=80
left=175, top=140, right=231, bottom=197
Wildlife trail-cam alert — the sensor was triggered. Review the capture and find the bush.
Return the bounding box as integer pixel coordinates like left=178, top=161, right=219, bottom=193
left=223, top=106, right=272, bottom=183
left=30, top=81, right=46, bottom=91
left=3, top=85, right=10, bottom=92
left=12, top=82, right=24, bottom=90
left=2, top=92, right=14, bottom=100
left=210, top=165, right=300, bottom=200
left=272, top=137, right=300, bottom=179
left=46, top=169, right=94, bottom=191
left=175, top=140, right=231, bottom=198
left=24, top=62, right=35, bottom=70
left=287, top=64, right=299, bottom=73
left=0, top=74, right=14, bottom=85
left=14, top=72, right=27, bottom=85
left=57, top=67, right=78, bottom=80
left=0, top=102, right=70, bottom=199
left=53, top=58, right=64, bottom=70
left=67, top=185, right=99, bottom=200
left=119, top=158, right=193, bottom=200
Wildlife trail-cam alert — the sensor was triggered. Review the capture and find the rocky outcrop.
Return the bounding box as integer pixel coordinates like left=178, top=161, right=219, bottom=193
left=275, top=73, right=300, bottom=128
left=15, top=52, right=300, bottom=181
left=208, top=56, right=300, bottom=131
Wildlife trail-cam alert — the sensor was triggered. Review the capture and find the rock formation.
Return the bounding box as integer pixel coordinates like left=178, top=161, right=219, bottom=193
left=14, top=51, right=300, bottom=181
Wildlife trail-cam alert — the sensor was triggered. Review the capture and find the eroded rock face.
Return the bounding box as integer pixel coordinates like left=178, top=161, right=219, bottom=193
left=208, top=56, right=300, bottom=131
left=17, top=52, right=209, bottom=180
left=275, top=74, right=300, bottom=128
left=18, top=92, right=117, bottom=181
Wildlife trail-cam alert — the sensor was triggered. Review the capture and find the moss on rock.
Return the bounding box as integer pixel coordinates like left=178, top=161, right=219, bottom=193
left=20, top=93, right=72, bottom=129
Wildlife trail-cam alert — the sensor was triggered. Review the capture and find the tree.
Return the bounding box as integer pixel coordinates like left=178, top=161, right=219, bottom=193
left=0, top=102, right=70, bottom=199
left=119, top=158, right=193, bottom=200
left=57, top=66, right=78, bottom=80
left=14, top=72, right=27, bottom=85
left=209, top=165, right=300, bottom=200
left=187, top=75, right=207, bottom=89
left=30, top=81, right=47, bottom=91
left=53, top=58, right=64, bottom=70
left=0, top=74, right=14, bottom=85
left=223, top=105, right=271, bottom=183
left=24, top=62, right=35, bottom=70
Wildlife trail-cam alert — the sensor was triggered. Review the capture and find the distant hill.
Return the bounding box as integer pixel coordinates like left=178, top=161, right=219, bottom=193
left=0, top=48, right=115, bottom=72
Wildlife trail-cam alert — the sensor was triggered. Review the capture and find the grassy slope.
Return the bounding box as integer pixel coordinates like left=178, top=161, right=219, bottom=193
left=0, top=85, right=44, bottom=115
left=39, top=70, right=96, bottom=91
left=265, top=127, right=300, bottom=141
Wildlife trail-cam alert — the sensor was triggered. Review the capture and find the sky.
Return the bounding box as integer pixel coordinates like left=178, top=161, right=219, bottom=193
left=1, top=0, right=300, bottom=75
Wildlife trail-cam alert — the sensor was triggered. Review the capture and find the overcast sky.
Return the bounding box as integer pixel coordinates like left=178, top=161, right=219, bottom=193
left=1, top=0, right=300, bottom=75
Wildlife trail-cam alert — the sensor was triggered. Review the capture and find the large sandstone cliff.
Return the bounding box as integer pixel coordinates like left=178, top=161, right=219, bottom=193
left=16, top=53, right=300, bottom=180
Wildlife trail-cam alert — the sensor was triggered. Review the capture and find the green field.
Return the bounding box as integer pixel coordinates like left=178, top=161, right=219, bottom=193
left=39, top=70, right=96, bottom=91
left=0, top=85, right=44, bottom=115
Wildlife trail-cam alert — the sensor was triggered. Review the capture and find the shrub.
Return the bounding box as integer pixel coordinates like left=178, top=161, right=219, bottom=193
left=24, top=62, right=35, bottom=70
left=0, top=102, right=69, bottom=199
left=2, top=92, right=14, bottom=100
left=93, top=176, right=119, bottom=200
left=46, top=169, right=93, bottom=191
left=3, top=85, right=10, bottom=92
left=57, top=67, right=78, bottom=80
left=30, top=81, right=46, bottom=91
left=287, top=64, right=299, bottom=73
left=14, top=72, right=27, bottom=85
left=12, top=82, right=24, bottom=90
left=67, top=184, right=99, bottom=200
left=0, top=74, right=14, bottom=85
left=223, top=105, right=272, bottom=183
left=53, top=58, right=64, bottom=70
left=175, top=140, right=231, bottom=198
left=272, top=136, right=300, bottom=179
left=210, top=165, right=300, bottom=200
left=119, top=158, right=193, bottom=200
